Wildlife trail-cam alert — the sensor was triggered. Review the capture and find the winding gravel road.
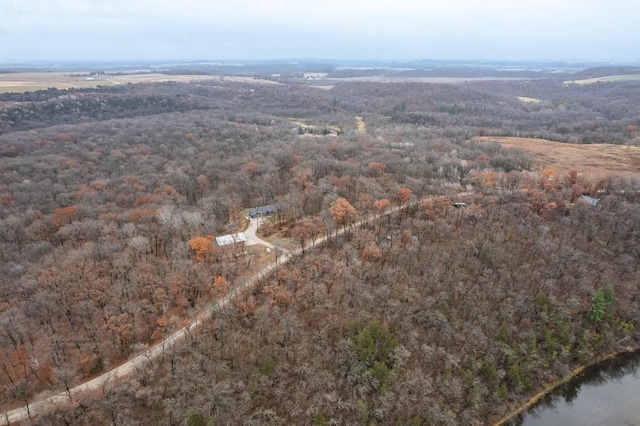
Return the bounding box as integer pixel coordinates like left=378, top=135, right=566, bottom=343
left=1, top=202, right=420, bottom=424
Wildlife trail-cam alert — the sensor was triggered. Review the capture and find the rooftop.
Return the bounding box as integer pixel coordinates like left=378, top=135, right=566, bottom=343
left=215, top=232, right=246, bottom=247
left=579, top=195, right=599, bottom=206
left=248, top=204, right=281, bottom=217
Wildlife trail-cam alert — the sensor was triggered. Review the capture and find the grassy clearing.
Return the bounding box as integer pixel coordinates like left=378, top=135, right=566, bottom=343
left=517, top=96, right=542, bottom=103
left=479, top=136, right=640, bottom=177
left=564, top=74, right=640, bottom=85
left=289, top=117, right=341, bottom=135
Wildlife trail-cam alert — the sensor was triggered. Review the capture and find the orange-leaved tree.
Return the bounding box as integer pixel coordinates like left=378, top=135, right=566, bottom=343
left=367, top=161, right=387, bottom=176
left=51, top=206, right=78, bottom=227
left=151, top=315, right=169, bottom=341
left=242, top=161, right=259, bottom=178
left=329, top=198, right=357, bottom=235
left=213, top=275, right=229, bottom=296
left=397, top=187, right=412, bottom=207
left=291, top=216, right=326, bottom=251
left=374, top=198, right=391, bottom=215
left=188, top=235, right=215, bottom=262
left=373, top=198, right=392, bottom=233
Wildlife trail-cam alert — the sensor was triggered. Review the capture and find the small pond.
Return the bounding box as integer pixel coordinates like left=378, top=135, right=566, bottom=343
left=515, top=351, right=640, bottom=426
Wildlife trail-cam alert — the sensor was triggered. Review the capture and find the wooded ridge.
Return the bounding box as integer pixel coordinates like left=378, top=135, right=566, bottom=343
left=0, top=76, right=638, bottom=425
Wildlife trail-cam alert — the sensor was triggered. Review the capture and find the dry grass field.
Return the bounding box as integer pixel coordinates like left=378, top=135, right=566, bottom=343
left=480, top=136, right=640, bottom=178
left=517, top=96, right=542, bottom=103
left=564, top=74, right=640, bottom=85
left=0, top=72, right=279, bottom=93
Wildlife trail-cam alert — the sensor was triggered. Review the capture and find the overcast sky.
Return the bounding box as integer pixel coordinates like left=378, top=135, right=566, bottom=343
left=1, top=0, right=638, bottom=62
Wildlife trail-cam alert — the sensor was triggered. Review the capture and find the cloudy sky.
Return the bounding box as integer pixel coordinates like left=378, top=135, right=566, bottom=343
left=1, top=0, right=638, bottom=62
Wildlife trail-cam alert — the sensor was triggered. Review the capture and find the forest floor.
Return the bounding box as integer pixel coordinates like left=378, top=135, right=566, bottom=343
left=480, top=136, right=640, bottom=177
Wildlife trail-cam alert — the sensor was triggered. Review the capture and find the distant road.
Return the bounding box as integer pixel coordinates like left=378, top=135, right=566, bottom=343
left=1, top=198, right=435, bottom=424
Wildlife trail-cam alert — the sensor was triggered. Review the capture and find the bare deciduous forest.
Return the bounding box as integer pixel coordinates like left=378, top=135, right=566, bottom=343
left=0, top=69, right=639, bottom=425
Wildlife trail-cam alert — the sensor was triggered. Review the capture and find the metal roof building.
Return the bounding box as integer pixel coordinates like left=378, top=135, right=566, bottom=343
left=579, top=195, right=599, bottom=206
left=215, top=233, right=247, bottom=247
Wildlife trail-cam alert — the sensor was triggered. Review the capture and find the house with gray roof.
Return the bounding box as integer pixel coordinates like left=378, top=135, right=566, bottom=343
left=248, top=204, right=282, bottom=218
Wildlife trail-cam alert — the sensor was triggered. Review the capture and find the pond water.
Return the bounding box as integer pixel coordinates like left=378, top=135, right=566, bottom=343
left=515, top=352, right=640, bottom=426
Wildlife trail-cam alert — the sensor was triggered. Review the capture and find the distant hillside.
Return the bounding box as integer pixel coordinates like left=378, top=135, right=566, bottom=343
left=572, top=66, right=640, bottom=79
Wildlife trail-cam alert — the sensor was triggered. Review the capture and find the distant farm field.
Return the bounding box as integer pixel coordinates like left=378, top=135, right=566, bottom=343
left=565, top=74, right=640, bottom=85
left=480, top=136, right=640, bottom=177
left=0, top=72, right=279, bottom=93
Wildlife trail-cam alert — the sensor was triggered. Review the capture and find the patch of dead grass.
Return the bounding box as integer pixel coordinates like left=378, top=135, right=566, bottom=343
left=517, top=96, right=542, bottom=103
left=564, top=74, right=640, bottom=85
left=479, top=136, right=640, bottom=178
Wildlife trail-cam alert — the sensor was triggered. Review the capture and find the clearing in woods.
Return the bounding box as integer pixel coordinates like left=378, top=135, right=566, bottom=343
left=479, top=136, right=640, bottom=177
left=564, top=74, right=640, bottom=85
left=356, top=116, right=366, bottom=133
left=517, top=96, right=542, bottom=103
